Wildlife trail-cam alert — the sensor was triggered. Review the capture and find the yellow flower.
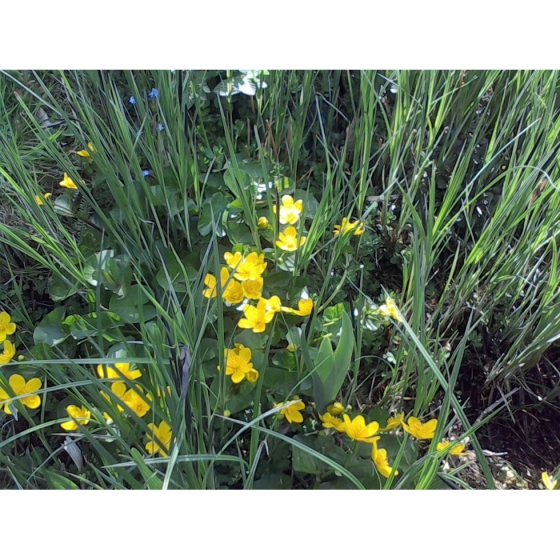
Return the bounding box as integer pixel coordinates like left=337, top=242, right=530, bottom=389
left=542, top=472, right=558, bottom=490
left=222, top=344, right=259, bottom=384
left=242, top=277, right=263, bottom=300
left=276, top=399, right=305, bottom=424
left=0, top=374, right=42, bottom=414
left=342, top=414, right=380, bottom=443
left=264, top=295, right=282, bottom=313
left=203, top=267, right=244, bottom=303
left=258, top=216, right=270, bottom=229
left=334, top=217, right=365, bottom=236
left=146, top=420, right=172, bottom=457
left=76, top=142, right=97, bottom=158
left=378, top=297, right=401, bottom=322
left=96, top=362, right=142, bottom=381
left=319, top=412, right=346, bottom=432
left=276, top=226, right=306, bottom=251
left=238, top=298, right=275, bottom=333
left=0, top=311, right=16, bottom=343
left=403, top=416, right=438, bottom=440
left=327, top=402, right=345, bottom=416
left=380, top=412, right=404, bottom=432
left=0, top=340, right=16, bottom=366
left=35, top=193, right=52, bottom=206
left=59, top=172, right=79, bottom=189
left=110, top=382, right=152, bottom=417
left=436, top=440, right=468, bottom=456
left=281, top=298, right=313, bottom=317
left=287, top=343, right=297, bottom=352
left=273, top=195, right=304, bottom=225
left=372, top=440, right=398, bottom=478
left=231, top=252, right=267, bottom=281
left=61, top=405, right=91, bottom=431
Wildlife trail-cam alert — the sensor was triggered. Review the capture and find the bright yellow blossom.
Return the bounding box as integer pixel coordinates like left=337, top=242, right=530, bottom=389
left=264, top=295, right=282, bottom=313
left=380, top=412, right=404, bottom=432
left=403, top=416, right=438, bottom=440
left=0, top=312, right=16, bottom=343
left=230, top=252, right=267, bottom=281
left=76, top=142, right=97, bottom=158
left=0, top=340, right=16, bottom=366
left=146, top=420, right=172, bottom=457
left=221, top=344, right=259, bottom=384
left=59, top=172, right=79, bottom=189
left=372, top=440, right=399, bottom=478
left=276, top=227, right=306, bottom=252
left=35, top=193, right=52, bottom=206
left=110, top=382, right=152, bottom=417
left=203, top=268, right=244, bottom=304
left=258, top=216, right=270, bottom=229
left=96, top=362, right=142, bottom=381
left=273, top=195, right=304, bottom=225
left=319, top=412, right=346, bottom=432
left=281, top=298, right=313, bottom=317
left=276, top=399, right=305, bottom=424
left=61, top=405, right=91, bottom=431
left=327, top=402, right=345, bottom=416
left=238, top=298, right=275, bottom=333
left=378, top=297, right=401, bottom=322
left=342, top=414, right=380, bottom=443
left=542, top=472, right=558, bottom=490
left=0, top=374, right=42, bottom=414
left=242, top=277, right=263, bottom=300
left=334, top=217, right=365, bottom=236
left=437, top=440, right=468, bottom=456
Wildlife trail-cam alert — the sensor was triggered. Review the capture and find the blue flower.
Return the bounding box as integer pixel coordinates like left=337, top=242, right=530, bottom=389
left=142, top=170, right=151, bottom=177
left=148, top=88, right=159, bottom=99
left=129, top=96, right=136, bottom=105
left=157, top=124, right=165, bottom=132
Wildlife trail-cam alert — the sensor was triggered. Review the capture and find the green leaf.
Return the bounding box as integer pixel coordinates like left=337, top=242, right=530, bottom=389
left=292, top=444, right=323, bottom=475
left=44, top=470, right=80, bottom=489
left=130, top=448, right=163, bottom=489
left=34, top=307, right=70, bottom=346
left=48, top=273, right=79, bottom=301
left=197, top=192, right=229, bottom=237
left=109, top=284, right=157, bottom=324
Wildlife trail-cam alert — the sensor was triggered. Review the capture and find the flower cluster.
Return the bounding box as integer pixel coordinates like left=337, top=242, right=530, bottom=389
left=273, top=195, right=306, bottom=252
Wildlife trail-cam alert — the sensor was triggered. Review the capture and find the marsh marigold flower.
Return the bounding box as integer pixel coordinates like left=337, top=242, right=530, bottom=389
left=61, top=405, right=91, bottom=431
left=327, top=402, right=345, bottom=416
left=276, top=399, right=305, bottom=424
left=403, top=416, right=438, bottom=440
left=381, top=412, right=404, bottom=432
left=258, top=216, right=270, bottom=229
left=542, top=472, right=558, bottom=490
left=0, top=312, right=16, bottom=343
left=0, top=340, right=16, bottom=366
left=225, top=252, right=267, bottom=281
left=378, top=297, right=401, bottom=322
left=146, top=420, right=172, bottom=457
left=242, top=277, right=263, bottom=300
left=333, top=217, right=365, bottom=236
left=97, top=362, right=142, bottom=381
left=281, top=298, right=313, bottom=317
left=59, top=172, right=79, bottom=189
left=221, top=344, right=259, bottom=384
left=76, top=142, right=96, bottom=158
left=342, top=414, right=380, bottom=443
left=372, top=440, right=399, bottom=478
left=0, top=374, right=42, bottom=414
left=273, top=195, right=304, bottom=225
left=276, top=227, right=306, bottom=252
left=35, top=193, right=52, bottom=206
left=203, top=267, right=244, bottom=304
left=238, top=298, right=275, bottom=333
left=436, top=440, right=468, bottom=456
left=264, top=295, right=282, bottom=313
left=110, top=382, right=152, bottom=417
left=319, top=412, right=346, bottom=432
